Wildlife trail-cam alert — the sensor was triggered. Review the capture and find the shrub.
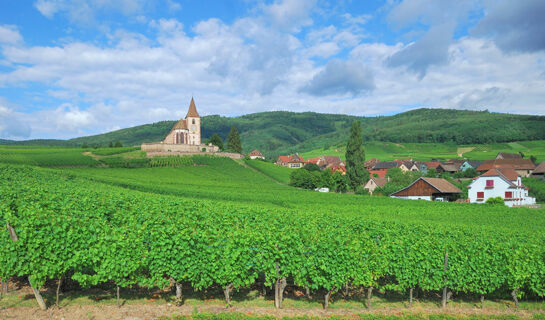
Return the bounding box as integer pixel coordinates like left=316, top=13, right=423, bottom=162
left=486, top=197, right=505, bottom=205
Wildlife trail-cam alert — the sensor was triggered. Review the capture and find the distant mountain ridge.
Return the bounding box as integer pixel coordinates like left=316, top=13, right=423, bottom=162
left=2, top=108, right=545, bottom=158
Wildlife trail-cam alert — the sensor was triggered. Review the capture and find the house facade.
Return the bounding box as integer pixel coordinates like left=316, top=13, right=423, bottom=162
left=390, top=177, right=462, bottom=201
left=459, top=160, right=482, bottom=172
left=276, top=154, right=305, bottom=168
left=249, top=149, right=265, bottom=160
left=364, top=177, right=388, bottom=194
left=531, top=162, right=545, bottom=180
left=467, top=168, right=536, bottom=207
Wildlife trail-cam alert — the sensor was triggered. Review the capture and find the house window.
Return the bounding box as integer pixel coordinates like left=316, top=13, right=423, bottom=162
left=192, top=119, right=195, bottom=124
left=477, top=192, right=484, bottom=200
left=485, top=180, right=494, bottom=188
left=505, top=191, right=513, bottom=199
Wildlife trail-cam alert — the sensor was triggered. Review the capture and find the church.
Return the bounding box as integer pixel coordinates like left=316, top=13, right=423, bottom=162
left=163, top=97, right=201, bottom=145
left=141, top=98, right=219, bottom=153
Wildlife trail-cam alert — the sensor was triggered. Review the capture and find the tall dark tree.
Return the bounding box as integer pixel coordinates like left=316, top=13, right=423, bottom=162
left=345, top=121, right=368, bottom=190
left=227, top=126, right=242, bottom=153
left=209, top=133, right=224, bottom=150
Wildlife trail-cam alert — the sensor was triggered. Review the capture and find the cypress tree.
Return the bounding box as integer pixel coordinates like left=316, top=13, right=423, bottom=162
left=345, top=121, right=369, bottom=190
left=227, top=126, right=242, bottom=153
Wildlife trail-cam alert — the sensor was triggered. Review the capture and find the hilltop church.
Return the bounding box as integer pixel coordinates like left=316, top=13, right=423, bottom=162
left=141, top=98, right=219, bottom=153
left=163, top=97, right=201, bottom=145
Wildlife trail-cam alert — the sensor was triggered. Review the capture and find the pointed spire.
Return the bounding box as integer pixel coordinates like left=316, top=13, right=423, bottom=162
left=185, top=97, right=200, bottom=118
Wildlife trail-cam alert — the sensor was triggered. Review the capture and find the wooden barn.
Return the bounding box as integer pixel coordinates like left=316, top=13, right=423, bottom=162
left=390, top=177, right=462, bottom=202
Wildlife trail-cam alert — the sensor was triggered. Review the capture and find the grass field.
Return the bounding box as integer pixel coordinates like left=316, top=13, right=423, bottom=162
left=243, top=159, right=292, bottom=184
left=299, top=140, right=545, bottom=162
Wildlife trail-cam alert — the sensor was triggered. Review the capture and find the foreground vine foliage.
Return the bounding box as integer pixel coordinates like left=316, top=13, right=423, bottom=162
left=1, top=164, right=545, bottom=310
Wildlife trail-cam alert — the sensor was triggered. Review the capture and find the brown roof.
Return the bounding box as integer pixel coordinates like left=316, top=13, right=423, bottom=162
left=172, top=118, right=188, bottom=130
left=323, top=156, right=341, bottom=165
left=249, top=149, right=264, bottom=157
left=479, top=168, right=519, bottom=181
left=497, top=152, right=522, bottom=159
left=391, top=177, right=462, bottom=196
left=424, top=161, right=441, bottom=169
left=288, top=154, right=305, bottom=163
left=477, top=159, right=536, bottom=171
left=372, top=177, right=388, bottom=187
left=185, top=97, right=200, bottom=118
left=365, top=158, right=379, bottom=168
left=421, top=177, right=462, bottom=193
left=440, top=164, right=460, bottom=172
left=533, top=162, right=545, bottom=174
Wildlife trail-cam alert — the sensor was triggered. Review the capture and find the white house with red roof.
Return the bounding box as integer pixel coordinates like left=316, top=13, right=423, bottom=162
left=467, top=168, right=535, bottom=207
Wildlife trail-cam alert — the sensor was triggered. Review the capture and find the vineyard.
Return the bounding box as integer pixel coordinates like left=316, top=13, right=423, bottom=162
left=1, top=157, right=545, bottom=314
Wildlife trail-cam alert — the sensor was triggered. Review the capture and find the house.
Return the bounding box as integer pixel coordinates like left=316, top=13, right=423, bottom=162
left=439, top=163, right=460, bottom=174
left=305, top=156, right=343, bottom=168
left=372, top=161, right=399, bottom=172
left=415, top=162, right=429, bottom=174
left=530, top=162, right=545, bottom=180
left=327, top=163, right=347, bottom=175
left=459, top=160, right=482, bottom=172
left=364, top=158, right=380, bottom=170
left=276, top=154, right=305, bottom=168
left=424, top=161, right=443, bottom=173
left=390, top=177, right=462, bottom=201
left=467, top=168, right=536, bottom=207
left=363, top=177, right=388, bottom=194
left=496, top=152, right=522, bottom=160
left=476, top=159, right=536, bottom=177
left=403, top=161, right=420, bottom=172
left=248, top=149, right=265, bottom=160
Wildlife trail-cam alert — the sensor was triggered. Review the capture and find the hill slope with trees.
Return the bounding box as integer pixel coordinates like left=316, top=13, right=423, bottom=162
left=2, top=109, right=545, bottom=157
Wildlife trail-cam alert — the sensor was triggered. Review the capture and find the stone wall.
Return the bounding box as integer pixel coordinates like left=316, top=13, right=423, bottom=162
left=141, top=143, right=219, bottom=153
left=145, top=151, right=244, bottom=159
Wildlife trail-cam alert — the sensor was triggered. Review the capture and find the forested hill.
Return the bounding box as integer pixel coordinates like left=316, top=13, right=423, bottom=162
left=2, top=108, right=545, bottom=157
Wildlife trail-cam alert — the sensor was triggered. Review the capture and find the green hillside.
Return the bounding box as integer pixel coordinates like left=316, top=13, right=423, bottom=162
left=2, top=108, right=545, bottom=158
left=300, top=140, right=545, bottom=162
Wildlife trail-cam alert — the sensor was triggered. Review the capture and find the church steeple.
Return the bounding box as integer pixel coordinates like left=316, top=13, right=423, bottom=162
left=185, top=97, right=200, bottom=118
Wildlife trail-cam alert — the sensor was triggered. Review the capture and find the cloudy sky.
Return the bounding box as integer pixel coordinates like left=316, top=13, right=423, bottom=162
left=0, top=0, right=544, bottom=140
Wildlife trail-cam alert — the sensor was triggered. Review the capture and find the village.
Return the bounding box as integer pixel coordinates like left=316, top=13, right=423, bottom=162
left=267, top=150, right=543, bottom=207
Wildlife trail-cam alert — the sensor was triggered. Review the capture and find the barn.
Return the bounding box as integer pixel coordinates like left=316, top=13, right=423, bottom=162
left=390, top=177, right=462, bottom=201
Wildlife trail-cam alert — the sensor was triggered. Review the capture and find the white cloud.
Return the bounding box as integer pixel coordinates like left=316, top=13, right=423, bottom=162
left=0, top=25, right=23, bottom=45
left=1, top=2, right=544, bottom=140
left=264, top=0, right=316, bottom=32
left=0, top=104, right=31, bottom=139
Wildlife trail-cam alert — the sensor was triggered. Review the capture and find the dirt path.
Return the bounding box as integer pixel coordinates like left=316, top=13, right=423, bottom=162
left=1, top=303, right=541, bottom=320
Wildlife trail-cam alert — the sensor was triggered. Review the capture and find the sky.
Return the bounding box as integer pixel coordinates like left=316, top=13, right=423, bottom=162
left=0, top=0, right=544, bottom=140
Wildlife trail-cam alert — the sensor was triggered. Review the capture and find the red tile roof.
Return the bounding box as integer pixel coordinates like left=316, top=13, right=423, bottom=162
left=478, top=168, right=519, bottom=181
left=306, top=157, right=321, bottom=164
left=249, top=149, right=264, bottom=157
left=369, top=170, right=387, bottom=178
left=424, top=162, right=442, bottom=169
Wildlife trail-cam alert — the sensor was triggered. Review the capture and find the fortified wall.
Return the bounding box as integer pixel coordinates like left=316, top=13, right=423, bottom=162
left=141, top=142, right=219, bottom=153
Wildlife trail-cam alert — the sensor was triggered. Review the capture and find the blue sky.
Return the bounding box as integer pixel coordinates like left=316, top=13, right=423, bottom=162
left=0, top=0, right=544, bottom=140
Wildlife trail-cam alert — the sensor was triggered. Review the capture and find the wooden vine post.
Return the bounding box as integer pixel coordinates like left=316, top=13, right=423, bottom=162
left=441, top=252, right=450, bottom=308
left=7, top=222, right=47, bottom=310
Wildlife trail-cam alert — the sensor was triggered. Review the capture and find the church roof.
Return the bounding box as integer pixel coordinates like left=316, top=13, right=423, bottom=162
left=186, top=97, right=200, bottom=118
left=172, top=118, right=187, bottom=130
